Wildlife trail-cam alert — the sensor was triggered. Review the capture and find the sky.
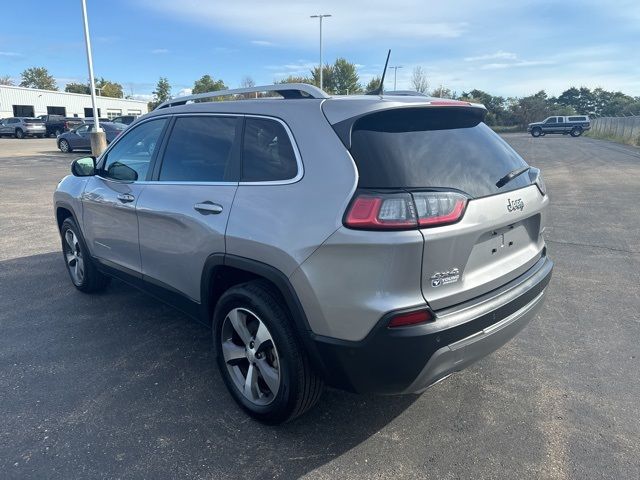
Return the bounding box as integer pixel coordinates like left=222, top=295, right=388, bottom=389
left=1, top=0, right=638, bottom=101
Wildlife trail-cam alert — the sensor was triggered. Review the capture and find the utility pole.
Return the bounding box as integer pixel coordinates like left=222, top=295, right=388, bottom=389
left=389, top=66, right=403, bottom=91
left=310, top=14, right=331, bottom=91
left=80, top=0, right=106, bottom=155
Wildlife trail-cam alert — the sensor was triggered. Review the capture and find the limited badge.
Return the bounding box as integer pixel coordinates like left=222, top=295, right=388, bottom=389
left=430, top=268, right=460, bottom=288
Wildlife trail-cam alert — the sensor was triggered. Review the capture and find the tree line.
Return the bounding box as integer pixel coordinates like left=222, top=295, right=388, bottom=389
left=3, top=64, right=639, bottom=126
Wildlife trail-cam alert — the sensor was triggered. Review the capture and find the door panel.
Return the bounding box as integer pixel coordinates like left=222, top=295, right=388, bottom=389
left=137, top=184, right=237, bottom=301
left=81, top=176, right=145, bottom=273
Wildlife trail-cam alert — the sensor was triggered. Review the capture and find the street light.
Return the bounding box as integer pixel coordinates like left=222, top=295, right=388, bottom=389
left=389, top=66, right=403, bottom=91
left=80, top=0, right=106, bottom=155
left=310, top=14, right=331, bottom=91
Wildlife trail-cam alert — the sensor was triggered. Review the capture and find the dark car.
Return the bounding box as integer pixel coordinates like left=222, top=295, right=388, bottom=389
left=527, top=115, right=591, bottom=137
left=111, top=115, right=138, bottom=125
left=37, top=115, right=84, bottom=137
left=57, top=121, right=126, bottom=153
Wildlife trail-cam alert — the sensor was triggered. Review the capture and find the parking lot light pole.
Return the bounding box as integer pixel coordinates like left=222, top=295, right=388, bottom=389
left=80, top=0, right=107, bottom=156
left=389, top=66, right=403, bottom=91
left=310, top=14, right=331, bottom=91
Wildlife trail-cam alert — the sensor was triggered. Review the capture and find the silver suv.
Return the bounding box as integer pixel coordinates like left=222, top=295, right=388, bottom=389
left=0, top=117, right=46, bottom=138
left=54, top=84, right=553, bottom=424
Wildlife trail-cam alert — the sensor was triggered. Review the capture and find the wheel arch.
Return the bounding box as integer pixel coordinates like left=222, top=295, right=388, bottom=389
left=201, top=254, right=331, bottom=381
left=55, top=204, right=76, bottom=232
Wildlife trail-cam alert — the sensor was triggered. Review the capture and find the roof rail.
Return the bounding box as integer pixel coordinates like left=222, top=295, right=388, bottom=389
left=155, top=83, right=329, bottom=110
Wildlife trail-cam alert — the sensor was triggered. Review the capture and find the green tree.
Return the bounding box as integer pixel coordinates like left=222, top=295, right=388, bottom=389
left=276, top=75, right=313, bottom=84
left=364, top=76, right=381, bottom=93
left=411, top=67, right=429, bottom=94
left=148, top=77, right=171, bottom=110
left=332, top=58, right=361, bottom=95
left=0, top=75, right=14, bottom=86
left=193, top=74, right=227, bottom=94
left=512, top=90, right=552, bottom=128
left=65, top=82, right=91, bottom=94
left=95, top=77, right=124, bottom=98
left=431, top=85, right=452, bottom=98
left=19, top=67, right=57, bottom=90
left=310, top=64, right=336, bottom=93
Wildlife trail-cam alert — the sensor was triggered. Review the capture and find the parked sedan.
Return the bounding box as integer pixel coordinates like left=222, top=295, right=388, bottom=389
left=57, top=122, right=126, bottom=153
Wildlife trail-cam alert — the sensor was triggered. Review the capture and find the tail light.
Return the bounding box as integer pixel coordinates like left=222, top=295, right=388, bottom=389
left=388, top=309, right=434, bottom=328
left=344, top=191, right=467, bottom=230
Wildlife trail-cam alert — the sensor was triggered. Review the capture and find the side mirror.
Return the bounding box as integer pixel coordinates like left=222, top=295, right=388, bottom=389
left=71, top=157, right=96, bottom=177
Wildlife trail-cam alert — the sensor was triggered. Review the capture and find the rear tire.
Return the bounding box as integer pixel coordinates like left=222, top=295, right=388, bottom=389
left=213, top=280, right=324, bottom=424
left=60, top=217, right=110, bottom=293
left=570, top=127, right=583, bottom=137
left=531, top=127, right=542, bottom=137
left=15, top=129, right=24, bottom=139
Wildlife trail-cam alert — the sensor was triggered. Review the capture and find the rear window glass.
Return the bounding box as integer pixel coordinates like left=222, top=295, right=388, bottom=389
left=349, top=108, right=531, bottom=198
left=159, top=116, right=237, bottom=182
left=241, top=118, right=298, bottom=182
left=568, top=116, right=586, bottom=122
left=24, top=119, right=43, bottom=124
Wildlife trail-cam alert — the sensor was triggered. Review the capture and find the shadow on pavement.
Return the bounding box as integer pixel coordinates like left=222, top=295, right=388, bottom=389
left=0, top=252, right=417, bottom=479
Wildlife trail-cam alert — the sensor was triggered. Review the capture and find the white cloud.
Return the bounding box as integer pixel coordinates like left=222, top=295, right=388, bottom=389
left=464, top=51, right=517, bottom=62
left=251, top=40, right=274, bottom=46
left=481, top=60, right=555, bottom=70
left=141, top=0, right=471, bottom=44
left=0, top=51, right=21, bottom=57
left=176, top=88, right=192, bottom=97
left=151, top=48, right=169, bottom=54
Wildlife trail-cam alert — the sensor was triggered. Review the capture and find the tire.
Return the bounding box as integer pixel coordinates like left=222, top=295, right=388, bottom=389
left=570, top=127, right=583, bottom=137
left=59, top=139, right=72, bottom=153
left=213, top=280, right=324, bottom=424
left=531, top=127, right=542, bottom=137
left=60, top=217, right=110, bottom=293
left=15, top=129, right=24, bottom=139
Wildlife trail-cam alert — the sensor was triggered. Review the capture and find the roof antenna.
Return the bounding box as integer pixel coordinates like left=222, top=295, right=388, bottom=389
left=366, top=49, right=391, bottom=96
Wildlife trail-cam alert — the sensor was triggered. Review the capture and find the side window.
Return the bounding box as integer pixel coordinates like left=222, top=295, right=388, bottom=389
left=76, top=125, right=89, bottom=134
left=101, top=118, right=167, bottom=182
left=558, top=117, right=564, bottom=123
left=159, top=116, right=238, bottom=182
left=242, top=117, right=298, bottom=182
left=546, top=117, right=557, bottom=124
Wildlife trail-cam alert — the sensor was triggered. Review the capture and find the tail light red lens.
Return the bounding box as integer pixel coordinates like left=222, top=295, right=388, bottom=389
left=344, top=191, right=466, bottom=230
left=388, top=309, right=434, bottom=328
left=344, top=193, right=417, bottom=229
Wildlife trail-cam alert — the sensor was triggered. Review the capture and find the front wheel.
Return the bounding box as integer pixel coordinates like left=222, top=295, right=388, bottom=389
left=15, top=129, right=24, bottom=139
left=531, top=127, right=542, bottom=137
left=570, top=127, right=583, bottom=137
left=59, top=139, right=72, bottom=153
left=60, top=217, right=110, bottom=293
left=213, top=280, right=324, bottom=424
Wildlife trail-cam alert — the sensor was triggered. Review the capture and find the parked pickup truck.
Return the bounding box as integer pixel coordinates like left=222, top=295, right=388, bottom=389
left=37, top=115, right=84, bottom=138
left=527, top=115, right=590, bottom=137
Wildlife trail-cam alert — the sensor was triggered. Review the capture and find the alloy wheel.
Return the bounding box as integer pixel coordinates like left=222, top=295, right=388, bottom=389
left=221, top=308, right=281, bottom=406
left=64, top=229, right=85, bottom=285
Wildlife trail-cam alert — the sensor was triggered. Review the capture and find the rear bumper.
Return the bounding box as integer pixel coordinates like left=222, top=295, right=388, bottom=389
left=313, top=254, right=553, bottom=394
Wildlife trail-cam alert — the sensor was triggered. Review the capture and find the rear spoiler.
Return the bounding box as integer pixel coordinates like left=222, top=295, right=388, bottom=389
left=329, top=103, right=487, bottom=150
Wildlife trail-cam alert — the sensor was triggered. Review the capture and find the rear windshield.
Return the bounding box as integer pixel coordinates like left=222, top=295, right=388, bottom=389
left=349, top=108, right=531, bottom=198
left=24, top=119, right=43, bottom=124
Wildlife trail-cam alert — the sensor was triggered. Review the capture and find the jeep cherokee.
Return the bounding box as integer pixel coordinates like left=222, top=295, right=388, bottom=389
left=54, top=84, right=553, bottom=424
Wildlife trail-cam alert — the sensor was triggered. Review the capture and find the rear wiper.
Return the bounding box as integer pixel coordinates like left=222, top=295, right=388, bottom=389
left=496, top=166, right=531, bottom=188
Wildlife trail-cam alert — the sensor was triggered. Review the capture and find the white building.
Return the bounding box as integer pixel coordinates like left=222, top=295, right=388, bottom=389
left=0, top=85, right=148, bottom=119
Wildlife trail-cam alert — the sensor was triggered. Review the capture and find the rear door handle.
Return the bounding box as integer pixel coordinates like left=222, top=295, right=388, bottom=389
left=117, top=193, right=135, bottom=203
left=194, top=202, right=223, bottom=215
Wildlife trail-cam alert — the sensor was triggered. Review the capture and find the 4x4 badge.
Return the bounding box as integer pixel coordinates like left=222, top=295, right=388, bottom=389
left=430, top=268, right=460, bottom=288
left=507, top=198, right=524, bottom=212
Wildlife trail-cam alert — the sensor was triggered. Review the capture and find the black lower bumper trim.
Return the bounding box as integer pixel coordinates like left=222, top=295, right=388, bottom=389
left=313, top=255, right=553, bottom=394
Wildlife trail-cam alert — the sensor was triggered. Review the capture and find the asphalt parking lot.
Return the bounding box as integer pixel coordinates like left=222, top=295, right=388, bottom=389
left=1, top=134, right=639, bottom=479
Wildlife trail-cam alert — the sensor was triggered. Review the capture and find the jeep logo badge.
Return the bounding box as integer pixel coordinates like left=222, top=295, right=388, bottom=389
left=507, top=198, right=524, bottom=212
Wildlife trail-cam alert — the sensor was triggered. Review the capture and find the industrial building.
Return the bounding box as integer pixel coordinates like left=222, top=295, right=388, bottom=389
left=0, top=85, right=148, bottom=119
